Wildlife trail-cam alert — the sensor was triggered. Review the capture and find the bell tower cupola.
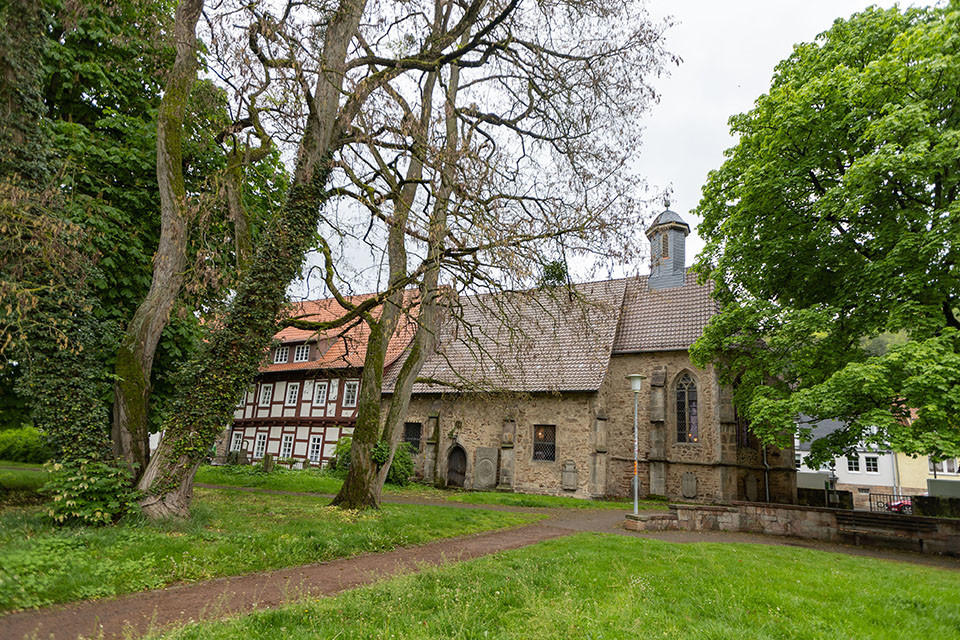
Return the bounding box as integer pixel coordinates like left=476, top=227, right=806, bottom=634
left=645, top=204, right=690, bottom=290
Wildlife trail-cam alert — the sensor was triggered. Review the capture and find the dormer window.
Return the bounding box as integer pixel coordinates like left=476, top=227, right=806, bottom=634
left=294, top=344, right=310, bottom=362
left=274, top=346, right=289, bottom=364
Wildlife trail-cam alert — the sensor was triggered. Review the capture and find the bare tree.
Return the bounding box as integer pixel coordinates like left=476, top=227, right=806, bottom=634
left=138, top=0, right=672, bottom=517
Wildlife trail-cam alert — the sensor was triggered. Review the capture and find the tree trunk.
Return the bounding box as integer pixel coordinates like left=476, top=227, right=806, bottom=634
left=112, top=0, right=204, bottom=477
left=138, top=0, right=369, bottom=518
left=334, top=40, right=462, bottom=507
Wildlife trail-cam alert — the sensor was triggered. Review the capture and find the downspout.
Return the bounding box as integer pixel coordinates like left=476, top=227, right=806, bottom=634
left=892, top=450, right=901, bottom=497
left=762, top=446, right=771, bottom=502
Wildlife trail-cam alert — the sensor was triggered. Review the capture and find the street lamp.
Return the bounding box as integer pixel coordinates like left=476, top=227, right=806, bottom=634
left=625, top=374, right=646, bottom=515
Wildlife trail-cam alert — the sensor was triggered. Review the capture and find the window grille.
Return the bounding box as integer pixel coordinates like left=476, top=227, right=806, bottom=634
left=865, top=456, right=879, bottom=473
left=294, top=344, right=310, bottom=362
left=313, top=381, right=328, bottom=405
left=533, top=424, right=556, bottom=461
left=676, top=374, right=699, bottom=443
left=254, top=433, right=267, bottom=458
left=309, top=436, right=323, bottom=463
left=847, top=456, right=860, bottom=472
left=280, top=434, right=294, bottom=458
left=274, top=346, right=289, bottom=364
left=404, top=422, right=422, bottom=452
left=343, top=380, right=359, bottom=407
left=258, top=384, right=274, bottom=406
left=230, top=431, right=244, bottom=452
left=662, top=233, right=669, bottom=258
left=285, top=382, right=300, bottom=406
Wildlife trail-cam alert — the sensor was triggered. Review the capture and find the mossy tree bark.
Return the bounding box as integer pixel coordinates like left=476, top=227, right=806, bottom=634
left=138, top=0, right=370, bottom=519
left=112, top=0, right=204, bottom=477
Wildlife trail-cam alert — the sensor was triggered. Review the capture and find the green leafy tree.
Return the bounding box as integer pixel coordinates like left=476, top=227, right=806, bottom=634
left=692, top=4, right=960, bottom=467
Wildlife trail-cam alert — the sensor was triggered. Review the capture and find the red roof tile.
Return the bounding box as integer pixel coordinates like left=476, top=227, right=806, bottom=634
left=260, top=294, right=417, bottom=373
left=612, top=271, right=717, bottom=353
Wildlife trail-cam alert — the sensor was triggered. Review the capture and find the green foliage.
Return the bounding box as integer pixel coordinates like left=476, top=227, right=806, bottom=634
left=0, top=428, right=52, bottom=464
left=41, top=460, right=140, bottom=526
left=540, top=260, right=569, bottom=287
left=0, top=488, right=541, bottom=611
left=386, top=443, right=414, bottom=486
left=160, top=533, right=960, bottom=640
left=371, top=439, right=391, bottom=466
left=693, top=4, right=960, bottom=465
left=331, top=436, right=353, bottom=476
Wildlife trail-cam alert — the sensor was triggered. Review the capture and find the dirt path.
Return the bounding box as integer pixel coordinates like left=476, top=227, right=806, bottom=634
left=5, top=484, right=959, bottom=640
left=0, top=523, right=570, bottom=640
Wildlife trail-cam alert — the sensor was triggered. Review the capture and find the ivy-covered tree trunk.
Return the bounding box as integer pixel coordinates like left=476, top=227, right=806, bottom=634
left=138, top=0, right=369, bottom=519
left=112, top=0, right=203, bottom=477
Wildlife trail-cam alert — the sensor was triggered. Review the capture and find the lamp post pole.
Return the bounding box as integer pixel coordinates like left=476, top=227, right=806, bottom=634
left=626, top=374, right=646, bottom=516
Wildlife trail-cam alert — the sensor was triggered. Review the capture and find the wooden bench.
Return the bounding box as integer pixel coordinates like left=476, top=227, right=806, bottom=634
left=835, top=511, right=939, bottom=550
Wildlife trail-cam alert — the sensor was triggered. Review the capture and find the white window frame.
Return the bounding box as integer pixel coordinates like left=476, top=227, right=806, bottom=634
left=258, top=383, right=274, bottom=407
left=795, top=454, right=802, bottom=469
left=280, top=433, right=294, bottom=459
left=285, top=382, right=301, bottom=406
left=254, top=433, right=267, bottom=458
left=294, top=344, right=310, bottom=363
left=847, top=456, right=860, bottom=473
left=313, top=381, right=328, bottom=406
left=274, top=346, right=289, bottom=364
left=308, top=435, right=323, bottom=463
left=864, top=456, right=879, bottom=474
left=343, top=380, right=360, bottom=407
left=230, top=431, right=244, bottom=452
left=930, top=458, right=960, bottom=475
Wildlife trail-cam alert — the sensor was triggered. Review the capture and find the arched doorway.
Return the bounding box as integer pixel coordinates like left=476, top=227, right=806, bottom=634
left=447, top=445, right=467, bottom=487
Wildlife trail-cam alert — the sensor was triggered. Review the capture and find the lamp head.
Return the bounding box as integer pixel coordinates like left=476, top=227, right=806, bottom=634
left=625, top=374, right=646, bottom=393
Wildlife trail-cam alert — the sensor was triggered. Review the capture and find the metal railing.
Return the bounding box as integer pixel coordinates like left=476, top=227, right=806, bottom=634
left=868, top=493, right=913, bottom=515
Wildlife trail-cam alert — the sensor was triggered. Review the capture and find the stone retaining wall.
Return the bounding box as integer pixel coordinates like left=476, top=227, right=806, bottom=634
left=625, top=502, right=960, bottom=555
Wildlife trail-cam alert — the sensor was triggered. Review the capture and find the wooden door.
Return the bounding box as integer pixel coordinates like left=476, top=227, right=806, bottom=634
left=447, top=446, right=466, bottom=487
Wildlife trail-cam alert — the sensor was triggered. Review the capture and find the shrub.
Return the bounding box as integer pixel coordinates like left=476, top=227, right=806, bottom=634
left=0, top=426, right=53, bottom=463
left=41, top=460, right=139, bottom=525
left=386, top=442, right=414, bottom=486
left=330, top=437, right=352, bottom=476
left=329, top=437, right=413, bottom=485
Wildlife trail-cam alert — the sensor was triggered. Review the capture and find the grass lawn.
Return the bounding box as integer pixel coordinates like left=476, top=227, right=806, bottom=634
left=0, top=460, right=45, bottom=470
left=0, top=487, right=543, bottom=612
left=443, top=491, right=663, bottom=510
left=195, top=465, right=663, bottom=510
left=0, top=466, right=46, bottom=492
left=161, top=533, right=960, bottom=640
left=0, top=464, right=48, bottom=508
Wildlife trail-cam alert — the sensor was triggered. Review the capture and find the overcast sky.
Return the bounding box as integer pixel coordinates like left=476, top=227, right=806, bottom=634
left=638, top=0, right=898, bottom=267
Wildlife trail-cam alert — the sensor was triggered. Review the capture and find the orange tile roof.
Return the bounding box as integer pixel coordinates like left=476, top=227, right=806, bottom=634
left=260, top=293, right=418, bottom=373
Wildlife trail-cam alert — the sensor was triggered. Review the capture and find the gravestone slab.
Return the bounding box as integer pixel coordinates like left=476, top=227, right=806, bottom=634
left=497, top=445, right=515, bottom=490
left=561, top=460, right=578, bottom=491
left=745, top=474, right=758, bottom=502
left=682, top=472, right=697, bottom=499
left=474, top=447, right=498, bottom=489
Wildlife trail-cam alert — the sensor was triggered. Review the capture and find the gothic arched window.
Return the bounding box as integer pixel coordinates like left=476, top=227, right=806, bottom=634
left=677, top=373, right=699, bottom=443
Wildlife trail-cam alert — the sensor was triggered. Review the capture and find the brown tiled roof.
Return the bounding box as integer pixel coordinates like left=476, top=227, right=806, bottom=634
left=612, top=271, right=717, bottom=353
left=260, top=294, right=417, bottom=373
left=385, top=280, right=627, bottom=393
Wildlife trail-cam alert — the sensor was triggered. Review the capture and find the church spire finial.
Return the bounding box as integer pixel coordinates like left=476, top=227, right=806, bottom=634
left=664, top=196, right=671, bottom=209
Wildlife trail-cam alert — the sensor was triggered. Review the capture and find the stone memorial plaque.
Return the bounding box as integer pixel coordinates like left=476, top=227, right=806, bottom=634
left=682, top=471, right=697, bottom=499
left=561, top=460, right=578, bottom=491
left=474, top=447, right=498, bottom=489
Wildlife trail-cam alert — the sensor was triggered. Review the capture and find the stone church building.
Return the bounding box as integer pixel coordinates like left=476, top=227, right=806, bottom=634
left=230, top=209, right=796, bottom=504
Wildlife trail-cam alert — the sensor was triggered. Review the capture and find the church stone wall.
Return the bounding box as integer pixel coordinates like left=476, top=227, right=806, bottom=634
left=400, top=390, right=601, bottom=498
